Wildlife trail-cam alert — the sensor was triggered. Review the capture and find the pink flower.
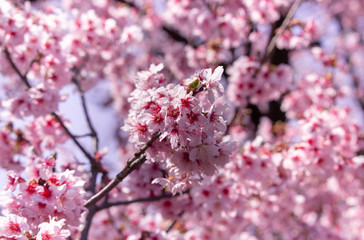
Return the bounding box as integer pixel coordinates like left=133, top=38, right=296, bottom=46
left=206, top=104, right=227, bottom=135
left=134, top=63, right=165, bottom=90
left=200, top=66, right=225, bottom=103
left=0, top=214, right=30, bottom=240
left=36, top=218, right=70, bottom=240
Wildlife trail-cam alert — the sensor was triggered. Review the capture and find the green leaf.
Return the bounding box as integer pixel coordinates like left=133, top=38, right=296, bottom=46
left=189, top=78, right=200, bottom=90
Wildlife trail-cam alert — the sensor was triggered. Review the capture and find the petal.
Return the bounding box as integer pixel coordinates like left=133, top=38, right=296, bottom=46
left=189, top=148, right=198, bottom=161
left=211, top=66, right=224, bottom=82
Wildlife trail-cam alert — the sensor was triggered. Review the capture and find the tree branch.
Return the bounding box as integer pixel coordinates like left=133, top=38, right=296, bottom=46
left=74, top=133, right=94, bottom=138
left=84, top=132, right=161, bottom=208
left=70, top=69, right=101, bottom=194
left=51, top=112, right=98, bottom=166
left=71, top=73, right=99, bottom=154
left=24, top=51, right=42, bottom=77
left=260, top=0, right=303, bottom=64
left=114, top=0, right=138, bottom=9
left=2, top=48, right=99, bottom=170
left=113, top=0, right=199, bottom=49
left=97, top=192, right=183, bottom=211
left=3, top=47, right=31, bottom=89
left=166, top=210, right=184, bottom=233
left=162, top=26, right=190, bottom=45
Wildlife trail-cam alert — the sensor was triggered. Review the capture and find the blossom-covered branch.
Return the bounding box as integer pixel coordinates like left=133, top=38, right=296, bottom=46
left=0, top=0, right=364, bottom=239
left=3, top=47, right=98, bottom=167
left=84, top=132, right=161, bottom=208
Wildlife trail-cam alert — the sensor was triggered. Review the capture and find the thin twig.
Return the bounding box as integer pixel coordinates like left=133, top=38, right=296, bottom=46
left=74, top=133, right=94, bottom=138
left=3, top=47, right=31, bottom=88
left=114, top=0, right=200, bottom=48
left=21, top=136, right=40, bottom=156
left=260, top=0, right=303, bottom=64
left=162, top=26, right=199, bottom=48
left=51, top=111, right=100, bottom=195
left=225, top=0, right=303, bottom=134
left=70, top=70, right=100, bottom=195
left=24, top=51, right=41, bottom=77
left=69, top=58, right=102, bottom=194
left=166, top=210, right=184, bottom=233
left=97, top=192, right=185, bottom=211
left=51, top=112, right=98, bottom=166
left=85, top=154, right=148, bottom=208
left=71, top=74, right=99, bottom=154
left=84, top=132, right=161, bottom=208
left=115, top=0, right=138, bottom=9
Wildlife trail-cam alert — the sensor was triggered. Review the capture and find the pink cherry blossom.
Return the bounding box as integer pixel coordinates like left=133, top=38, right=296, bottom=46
left=0, top=0, right=363, bottom=239
left=36, top=218, right=70, bottom=240
left=0, top=214, right=30, bottom=240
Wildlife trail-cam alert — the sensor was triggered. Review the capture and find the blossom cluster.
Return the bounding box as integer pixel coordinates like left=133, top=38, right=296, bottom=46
left=0, top=125, right=26, bottom=171
left=277, top=18, right=320, bottom=49
left=25, top=116, right=68, bottom=155
left=2, top=155, right=85, bottom=239
left=0, top=214, right=70, bottom=240
left=227, top=56, right=293, bottom=108
left=123, top=65, right=234, bottom=194
left=0, top=0, right=363, bottom=239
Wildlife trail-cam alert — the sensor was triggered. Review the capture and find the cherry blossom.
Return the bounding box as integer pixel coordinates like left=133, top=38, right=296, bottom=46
left=123, top=65, right=234, bottom=194
left=0, top=0, right=363, bottom=239
left=36, top=218, right=70, bottom=240
left=0, top=214, right=30, bottom=240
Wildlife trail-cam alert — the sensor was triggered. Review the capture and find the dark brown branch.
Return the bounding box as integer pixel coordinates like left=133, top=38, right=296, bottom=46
left=4, top=42, right=113, bottom=240
left=3, top=47, right=101, bottom=240
left=113, top=0, right=198, bottom=48
left=114, top=0, right=138, bottom=9
left=162, top=26, right=189, bottom=46
left=84, top=132, right=161, bottom=208
left=21, top=136, right=40, bottom=156
left=24, top=51, right=41, bottom=77
left=67, top=61, right=101, bottom=195
left=162, top=26, right=202, bottom=49
left=71, top=73, right=99, bottom=154
left=74, top=133, right=94, bottom=138
left=51, top=112, right=98, bottom=166
left=97, top=192, right=183, bottom=211
left=260, top=0, right=303, bottom=64
left=3, top=47, right=31, bottom=89
left=166, top=210, right=184, bottom=233
left=85, top=154, right=148, bottom=208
